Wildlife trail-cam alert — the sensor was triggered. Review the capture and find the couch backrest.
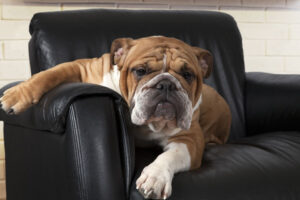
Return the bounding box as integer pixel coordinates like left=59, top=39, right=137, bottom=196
left=29, top=9, right=246, bottom=140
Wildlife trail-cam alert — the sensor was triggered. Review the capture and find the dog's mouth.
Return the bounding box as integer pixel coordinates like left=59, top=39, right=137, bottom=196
left=144, top=100, right=176, bottom=123
left=130, top=93, right=177, bottom=121
left=144, top=101, right=178, bottom=132
left=153, top=101, right=176, bottom=121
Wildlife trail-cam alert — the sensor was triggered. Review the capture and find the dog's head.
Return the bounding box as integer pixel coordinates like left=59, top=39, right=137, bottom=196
left=111, top=36, right=213, bottom=133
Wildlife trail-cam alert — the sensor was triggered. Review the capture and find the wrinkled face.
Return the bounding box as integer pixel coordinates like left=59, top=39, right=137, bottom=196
left=111, top=36, right=213, bottom=133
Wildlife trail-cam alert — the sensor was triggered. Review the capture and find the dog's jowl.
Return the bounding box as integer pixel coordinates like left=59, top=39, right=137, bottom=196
left=0, top=36, right=231, bottom=199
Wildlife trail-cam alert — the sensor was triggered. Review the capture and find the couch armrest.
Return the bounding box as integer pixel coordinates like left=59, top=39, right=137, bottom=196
left=0, top=82, right=123, bottom=133
left=245, top=72, right=300, bottom=135
left=2, top=82, right=135, bottom=199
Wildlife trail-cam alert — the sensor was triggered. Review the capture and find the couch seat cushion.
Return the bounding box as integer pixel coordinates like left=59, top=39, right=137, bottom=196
left=130, top=132, right=300, bottom=200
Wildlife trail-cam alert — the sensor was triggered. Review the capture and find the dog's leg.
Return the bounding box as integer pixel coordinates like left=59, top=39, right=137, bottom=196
left=0, top=54, right=111, bottom=114
left=136, top=142, right=191, bottom=199
left=136, top=123, right=205, bottom=199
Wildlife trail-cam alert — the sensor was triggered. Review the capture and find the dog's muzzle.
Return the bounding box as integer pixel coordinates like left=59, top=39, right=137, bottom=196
left=131, top=73, right=193, bottom=131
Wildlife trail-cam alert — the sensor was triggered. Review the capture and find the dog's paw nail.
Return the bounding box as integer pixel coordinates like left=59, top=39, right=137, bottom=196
left=7, top=108, right=14, bottom=115
left=136, top=184, right=142, bottom=190
left=163, top=194, right=167, bottom=199
left=146, top=189, right=152, bottom=196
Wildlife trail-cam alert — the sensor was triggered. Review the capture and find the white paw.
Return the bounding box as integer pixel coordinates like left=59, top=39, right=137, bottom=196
left=136, top=163, right=172, bottom=199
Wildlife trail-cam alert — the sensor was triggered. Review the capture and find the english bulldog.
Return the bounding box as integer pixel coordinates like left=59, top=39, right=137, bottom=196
left=0, top=36, right=231, bottom=199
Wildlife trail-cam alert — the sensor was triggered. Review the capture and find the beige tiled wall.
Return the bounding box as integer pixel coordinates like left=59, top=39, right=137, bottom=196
left=0, top=0, right=300, bottom=199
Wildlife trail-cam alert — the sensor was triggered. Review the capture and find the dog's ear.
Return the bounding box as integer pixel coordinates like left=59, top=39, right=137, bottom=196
left=192, top=47, right=213, bottom=78
left=110, top=38, right=135, bottom=68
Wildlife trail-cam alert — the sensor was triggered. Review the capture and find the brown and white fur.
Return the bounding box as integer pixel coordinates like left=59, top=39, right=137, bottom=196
left=0, top=36, right=231, bottom=199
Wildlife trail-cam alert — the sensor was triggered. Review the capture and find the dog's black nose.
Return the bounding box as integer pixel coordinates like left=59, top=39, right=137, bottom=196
left=155, top=79, right=176, bottom=92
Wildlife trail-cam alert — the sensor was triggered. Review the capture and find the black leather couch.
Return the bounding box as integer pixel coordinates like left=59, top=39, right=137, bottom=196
left=1, top=9, right=300, bottom=200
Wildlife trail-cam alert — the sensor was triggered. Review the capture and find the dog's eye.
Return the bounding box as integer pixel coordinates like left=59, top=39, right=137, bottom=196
left=133, top=67, right=147, bottom=77
left=182, top=71, right=194, bottom=82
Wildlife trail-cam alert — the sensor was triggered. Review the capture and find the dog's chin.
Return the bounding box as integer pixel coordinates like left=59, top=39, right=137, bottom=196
left=145, top=101, right=178, bottom=132
left=147, top=119, right=178, bottom=133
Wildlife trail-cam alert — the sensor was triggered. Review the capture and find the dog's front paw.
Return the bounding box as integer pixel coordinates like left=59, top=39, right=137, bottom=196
left=0, top=83, right=38, bottom=114
left=136, top=163, right=172, bottom=199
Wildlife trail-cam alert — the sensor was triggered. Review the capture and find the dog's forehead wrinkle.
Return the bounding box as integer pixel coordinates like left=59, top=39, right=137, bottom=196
left=162, top=54, right=167, bottom=72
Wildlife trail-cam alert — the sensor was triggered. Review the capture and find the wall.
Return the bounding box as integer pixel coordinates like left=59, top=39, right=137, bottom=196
left=0, top=0, right=300, bottom=199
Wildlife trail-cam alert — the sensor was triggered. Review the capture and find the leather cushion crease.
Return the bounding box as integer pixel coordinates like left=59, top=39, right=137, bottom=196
left=0, top=9, right=299, bottom=200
